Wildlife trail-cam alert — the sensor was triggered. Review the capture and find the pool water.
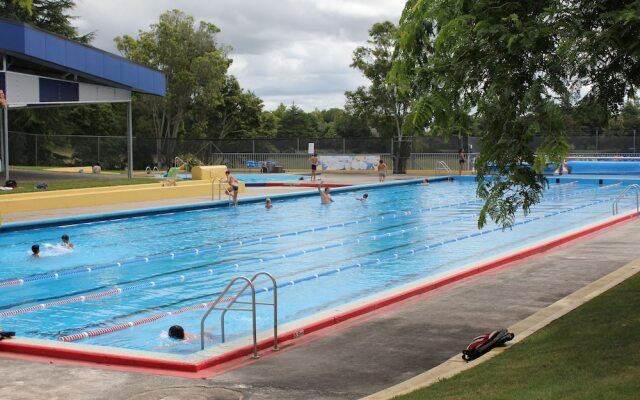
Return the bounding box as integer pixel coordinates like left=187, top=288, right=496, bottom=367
left=0, top=179, right=635, bottom=355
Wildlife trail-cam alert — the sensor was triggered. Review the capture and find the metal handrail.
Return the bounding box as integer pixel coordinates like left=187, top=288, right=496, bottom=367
left=221, top=272, right=278, bottom=350
left=612, top=184, right=640, bottom=215
left=199, top=272, right=279, bottom=357
left=437, top=161, right=451, bottom=172
left=211, top=178, right=224, bottom=201
left=174, top=156, right=190, bottom=172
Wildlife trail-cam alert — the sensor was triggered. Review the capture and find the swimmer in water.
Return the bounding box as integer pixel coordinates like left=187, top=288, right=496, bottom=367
left=168, top=325, right=196, bottom=341
left=265, top=198, right=273, bottom=209
left=356, top=193, right=368, bottom=202
left=422, top=178, right=430, bottom=186
left=31, top=244, right=40, bottom=257
left=318, top=180, right=334, bottom=204
left=61, top=234, right=74, bottom=249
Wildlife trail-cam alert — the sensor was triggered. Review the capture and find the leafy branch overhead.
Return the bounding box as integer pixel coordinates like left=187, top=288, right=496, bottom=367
left=394, top=0, right=640, bottom=228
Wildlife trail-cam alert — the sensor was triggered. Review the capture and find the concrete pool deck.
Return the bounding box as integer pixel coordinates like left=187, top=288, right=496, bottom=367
left=1, top=174, right=639, bottom=399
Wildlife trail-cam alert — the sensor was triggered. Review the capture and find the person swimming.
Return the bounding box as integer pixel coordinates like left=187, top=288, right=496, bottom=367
left=356, top=193, right=369, bottom=201
left=168, top=325, right=195, bottom=341
left=318, top=180, right=334, bottom=204
left=61, top=234, right=74, bottom=249
left=31, top=244, right=40, bottom=257
left=265, top=198, right=273, bottom=209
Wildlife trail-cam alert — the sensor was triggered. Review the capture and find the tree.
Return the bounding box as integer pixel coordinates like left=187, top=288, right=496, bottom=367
left=0, top=0, right=92, bottom=42
left=277, top=104, right=317, bottom=137
left=394, top=1, right=640, bottom=228
left=347, top=21, right=413, bottom=172
left=115, top=10, right=231, bottom=165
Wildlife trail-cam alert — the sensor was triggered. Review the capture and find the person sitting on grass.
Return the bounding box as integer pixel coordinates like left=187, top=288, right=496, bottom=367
left=92, top=163, right=102, bottom=174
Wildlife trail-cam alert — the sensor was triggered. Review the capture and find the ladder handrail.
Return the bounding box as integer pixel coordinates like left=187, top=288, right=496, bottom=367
left=200, top=276, right=257, bottom=355
left=221, top=272, right=278, bottom=351
left=612, top=184, right=640, bottom=215
left=211, top=178, right=224, bottom=201
left=437, top=161, right=451, bottom=172
left=174, top=156, right=190, bottom=172
left=199, top=272, right=279, bottom=357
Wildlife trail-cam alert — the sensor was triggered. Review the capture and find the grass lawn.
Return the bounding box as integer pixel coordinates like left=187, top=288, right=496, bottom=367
left=396, top=271, right=640, bottom=400
left=0, top=178, right=160, bottom=195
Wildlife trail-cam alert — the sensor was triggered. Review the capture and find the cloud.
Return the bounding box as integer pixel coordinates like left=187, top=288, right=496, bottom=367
left=73, top=0, right=405, bottom=110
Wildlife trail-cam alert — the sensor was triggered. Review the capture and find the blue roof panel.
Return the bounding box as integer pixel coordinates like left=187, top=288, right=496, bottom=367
left=0, top=18, right=165, bottom=96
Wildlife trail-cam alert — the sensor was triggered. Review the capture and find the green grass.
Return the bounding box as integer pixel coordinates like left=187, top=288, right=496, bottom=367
left=396, top=272, right=640, bottom=400
left=0, top=178, right=160, bottom=195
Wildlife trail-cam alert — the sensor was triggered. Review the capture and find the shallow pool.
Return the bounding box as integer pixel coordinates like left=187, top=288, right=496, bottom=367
left=0, top=178, right=636, bottom=355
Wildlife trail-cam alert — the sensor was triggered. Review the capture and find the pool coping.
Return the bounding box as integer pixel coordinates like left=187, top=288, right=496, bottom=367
left=0, top=202, right=636, bottom=374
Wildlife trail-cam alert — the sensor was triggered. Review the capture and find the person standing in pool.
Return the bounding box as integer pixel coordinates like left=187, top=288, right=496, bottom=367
left=458, top=148, right=466, bottom=175
left=225, top=170, right=239, bottom=206
left=265, top=198, right=273, bottom=209
left=61, top=234, right=74, bottom=249
left=318, top=180, right=334, bottom=204
left=309, top=153, right=319, bottom=181
left=377, top=159, right=387, bottom=182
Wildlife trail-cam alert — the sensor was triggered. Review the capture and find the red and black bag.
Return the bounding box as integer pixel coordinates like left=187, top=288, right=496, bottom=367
left=462, top=329, right=514, bottom=361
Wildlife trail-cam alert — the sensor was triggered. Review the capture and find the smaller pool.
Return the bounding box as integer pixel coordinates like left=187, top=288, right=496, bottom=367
left=232, top=173, right=305, bottom=182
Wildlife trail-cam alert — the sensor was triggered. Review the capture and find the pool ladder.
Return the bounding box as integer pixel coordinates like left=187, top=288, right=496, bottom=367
left=612, top=184, right=640, bottom=215
left=200, top=272, right=279, bottom=357
left=211, top=178, right=234, bottom=205
left=437, top=161, right=452, bottom=174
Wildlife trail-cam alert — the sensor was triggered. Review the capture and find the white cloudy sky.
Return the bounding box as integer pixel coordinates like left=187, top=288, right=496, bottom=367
left=73, top=0, right=406, bottom=111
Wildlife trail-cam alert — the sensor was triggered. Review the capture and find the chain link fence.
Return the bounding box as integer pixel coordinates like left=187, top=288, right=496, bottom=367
left=8, top=130, right=640, bottom=171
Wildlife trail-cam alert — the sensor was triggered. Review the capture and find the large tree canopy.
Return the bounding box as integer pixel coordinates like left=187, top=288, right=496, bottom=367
left=0, top=0, right=91, bottom=42
left=394, top=0, right=640, bottom=228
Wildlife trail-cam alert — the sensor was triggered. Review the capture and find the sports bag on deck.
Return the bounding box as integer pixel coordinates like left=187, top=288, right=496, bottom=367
left=462, top=329, right=514, bottom=361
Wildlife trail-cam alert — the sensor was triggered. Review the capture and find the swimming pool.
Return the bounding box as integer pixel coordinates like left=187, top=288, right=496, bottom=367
left=0, top=177, right=637, bottom=361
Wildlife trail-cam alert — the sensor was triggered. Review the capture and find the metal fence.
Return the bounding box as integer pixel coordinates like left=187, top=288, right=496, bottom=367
left=410, top=153, right=480, bottom=172
left=7, top=130, right=640, bottom=171
left=213, top=153, right=394, bottom=171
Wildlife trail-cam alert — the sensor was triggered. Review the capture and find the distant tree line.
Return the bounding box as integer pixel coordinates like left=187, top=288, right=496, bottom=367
left=2, top=2, right=640, bottom=168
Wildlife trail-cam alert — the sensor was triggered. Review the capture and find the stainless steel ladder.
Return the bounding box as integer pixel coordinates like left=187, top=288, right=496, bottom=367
left=612, top=184, right=640, bottom=215
left=437, top=160, right=452, bottom=173
left=200, top=272, right=279, bottom=358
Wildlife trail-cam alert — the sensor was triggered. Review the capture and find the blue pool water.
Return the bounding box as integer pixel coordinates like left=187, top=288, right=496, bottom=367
left=233, top=173, right=305, bottom=182
left=0, top=178, right=636, bottom=355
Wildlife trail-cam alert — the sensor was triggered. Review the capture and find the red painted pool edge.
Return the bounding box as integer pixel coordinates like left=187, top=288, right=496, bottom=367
left=1, top=212, right=636, bottom=373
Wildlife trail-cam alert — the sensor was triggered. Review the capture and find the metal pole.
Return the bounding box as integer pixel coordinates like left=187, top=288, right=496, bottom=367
left=35, top=134, right=38, bottom=166
left=2, top=54, right=8, bottom=181
left=127, top=101, right=133, bottom=178
left=252, top=139, right=255, bottom=154
left=634, top=129, right=636, bottom=154
left=2, top=99, right=7, bottom=181
left=595, top=127, right=599, bottom=153
left=97, top=136, right=101, bottom=164
left=343, top=138, right=346, bottom=154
